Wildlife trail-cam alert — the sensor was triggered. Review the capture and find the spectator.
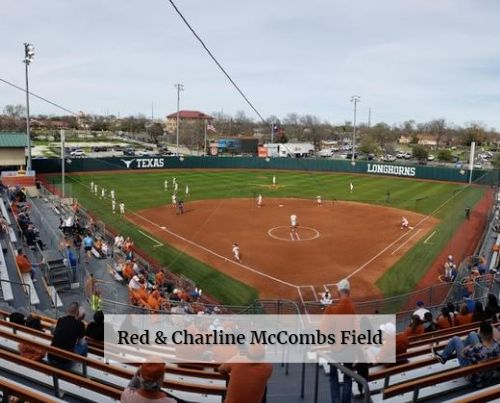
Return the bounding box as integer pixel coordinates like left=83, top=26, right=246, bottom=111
left=436, top=306, right=454, bottom=329
left=83, top=233, right=93, bottom=262
left=121, top=360, right=176, bottom=403
left=405, top=315, right=424, bottom=336
left=455, top=304, right=473, bottom=325
left=413, top=301, right=429, bottom=321
left=485, top=294, right=500, bottom=319
left=18, top=316, right=46, bottom=361
left=65, top=245, right=78, bottom=282
left=73, top=233, right=82, bottom=262
left=15, top=248, right=40, bottom=282
left=320, top=279, right=356, bottom=403
left=472, top=301, right=486, bottom=322
left=9, top=312, right=25, bottom=326
left=320, top=291, right=333, bottom=307
left=86, top=310, right=105, bottom=342
left=48, top=302, right=86, bottom=369
left=219, top=344, right=273, bottom=403
left=423, top=312, right=438, bottom=333
left=432, top=322, right=500, bottom=387
left=444, top=255, right=457, bottom=282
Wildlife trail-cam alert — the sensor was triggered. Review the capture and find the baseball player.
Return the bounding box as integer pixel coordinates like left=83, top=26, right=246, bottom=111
left=272, top=176, right=276, bottom=187
left=112, top=199, right=116, bottom=214
left=174, top=181, right=179, bottom=192
left=164, top=179, right=168, bottom=191
left=257, top=194, right=263, bottom=208
left=172, top=193, right=177, bottom=207
left=185, top=184, right=189, bottom=196
left=290, top=214, right=300, bottom=241
left=232, top=243, right=241, bottom=262
left=94, top=184, right=98, bottom=196
left=90, top=181, right=94, bottom=193
left=172, top=177, right=177, bottom=185
left=316, top=195, right=322, bottom=206
left=119, top=202, right=125, bottom=215
left=101, top=187, right=106, bottom=199
left=401, top=216, right=409, bottom=229
left=349, top=182, right=354, bottom=194
left=110, top=189, right=115, bottom=200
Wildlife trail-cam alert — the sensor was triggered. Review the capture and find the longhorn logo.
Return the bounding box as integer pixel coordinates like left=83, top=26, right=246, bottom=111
left=121, top=159, right=135, bottom=169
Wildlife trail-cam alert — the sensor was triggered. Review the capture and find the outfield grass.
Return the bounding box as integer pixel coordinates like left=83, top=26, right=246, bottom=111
left=51, top=170, right=485, bottom=305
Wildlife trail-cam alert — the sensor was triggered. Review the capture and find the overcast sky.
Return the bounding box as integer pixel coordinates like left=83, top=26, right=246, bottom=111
left=1, top=0, right=500, bottom=129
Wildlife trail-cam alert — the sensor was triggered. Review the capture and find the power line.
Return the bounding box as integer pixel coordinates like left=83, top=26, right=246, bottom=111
left=165, top=0, right=267, bottom=123
left=0, top=77, right=79, bottom=116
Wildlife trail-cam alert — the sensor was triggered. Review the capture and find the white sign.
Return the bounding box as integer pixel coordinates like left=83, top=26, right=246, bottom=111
left=367, top=163, right=416, bottom=177
left=120, top=158, right=165, bottom=169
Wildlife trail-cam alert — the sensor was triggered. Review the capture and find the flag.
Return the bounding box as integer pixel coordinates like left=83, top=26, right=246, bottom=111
left=207, top=123, right=217, bottom=132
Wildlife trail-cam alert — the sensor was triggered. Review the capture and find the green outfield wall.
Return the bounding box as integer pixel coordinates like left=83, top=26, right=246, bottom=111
left=32, top=156, right=499, bottom=185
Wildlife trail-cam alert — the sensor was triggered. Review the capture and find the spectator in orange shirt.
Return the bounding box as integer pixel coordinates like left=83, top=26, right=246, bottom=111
left=320, top=279, right=356, bottom=403
left=405, top=315, right=425, bottom=336
left=122, top=261, right=134, bottom=281
left=219, top=344, right=272, bottom=403
left=15, top=248, right=40, bottom=281
left=436, top=306, right=454, bottom=329
left=18, top=316, right=46, bottom=361
left=147, top=290, right=161, bottom=311
left=455, top=304, right=473, bottom=325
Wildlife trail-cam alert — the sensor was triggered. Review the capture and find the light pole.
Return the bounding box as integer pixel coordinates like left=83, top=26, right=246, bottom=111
left=23, top=43, right=35, bottom=171
left=174, top=83, right=184, bottom=156
left=350, top=95, right=360, bottom=166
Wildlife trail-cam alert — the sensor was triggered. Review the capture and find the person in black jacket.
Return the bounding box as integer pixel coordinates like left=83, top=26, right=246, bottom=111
left=48, top=302, right=85, bottom=370
left=86, top=310, right=104, bottom=342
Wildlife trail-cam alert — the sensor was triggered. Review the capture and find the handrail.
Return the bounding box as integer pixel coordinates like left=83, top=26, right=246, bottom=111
left=315, top=352, right=371, bottom=403
left=0, top=278, right=31, bottom=312
left=0, top=376, right=59, bottom=403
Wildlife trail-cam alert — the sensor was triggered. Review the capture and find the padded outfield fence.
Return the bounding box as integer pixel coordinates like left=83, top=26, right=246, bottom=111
left=32, top=156, right=500, bottom=185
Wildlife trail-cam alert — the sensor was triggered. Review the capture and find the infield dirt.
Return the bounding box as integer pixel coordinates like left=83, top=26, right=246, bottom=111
left=127, top=198, right=438, bottom=301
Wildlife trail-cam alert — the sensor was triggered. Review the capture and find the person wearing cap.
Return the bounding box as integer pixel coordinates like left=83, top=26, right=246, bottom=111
left=121, top=361, right=176, bottom=403
left=218, top=344, right=273, bottom=403
left=320, top=279, right=356, bottom=403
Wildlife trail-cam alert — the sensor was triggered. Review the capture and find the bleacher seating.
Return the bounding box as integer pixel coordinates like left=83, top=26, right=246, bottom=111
left=0, top=246, right=13, bottom=302
left=0, top=375, right=63, bottom=403
left=0, top=310, right=228, bottom=402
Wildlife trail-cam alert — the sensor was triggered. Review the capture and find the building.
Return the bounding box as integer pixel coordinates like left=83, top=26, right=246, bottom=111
left=0, top=133, right=28, bottom=168
left=165, top=110, right=213, bottom=133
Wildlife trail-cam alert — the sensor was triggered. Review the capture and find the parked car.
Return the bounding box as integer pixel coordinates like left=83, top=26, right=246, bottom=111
left=383, top=154, right=396, bottom=162
left=404, top=152, right=413, bottom=159
left=317, top=149, right=334, bottom=158
left=123, top=148, right=135, bottom=156
left=136, top=150, right=153, bottom=156
left=427, top=154, right=435, bottom=161
left=396, top=152, right=405, bottom=159
left=70, top=149, right=85, bottom=157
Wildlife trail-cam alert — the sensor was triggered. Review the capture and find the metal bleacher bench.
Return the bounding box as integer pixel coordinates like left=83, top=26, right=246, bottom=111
left=0, top=246, right=13, bottom=302
left=0, top=201, right=11, bottom=225
left=20, top=273, right=40, bottom=306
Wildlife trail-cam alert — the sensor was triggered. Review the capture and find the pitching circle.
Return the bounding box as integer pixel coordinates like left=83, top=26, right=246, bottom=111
left=267, top=226, right=320, bottom=241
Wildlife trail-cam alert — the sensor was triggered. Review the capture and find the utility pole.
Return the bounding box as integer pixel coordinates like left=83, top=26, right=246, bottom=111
left=350, top=95, right=361, bottom=165
left=23, top=43, right=35, bottom=171
left=174, top=83, right=184, bottom=156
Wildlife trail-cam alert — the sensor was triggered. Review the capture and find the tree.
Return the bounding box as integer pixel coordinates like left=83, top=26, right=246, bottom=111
left=437, top=149, right=454, bottom=162
left=3, top=104, right=26, bottom=117
left=491, top=153, right=500, bottom=169
left=412, top=145, right=428, bottom=161
left=149, top=122, right=164, bottom=144
left=358, top=137, right=378, bottom=154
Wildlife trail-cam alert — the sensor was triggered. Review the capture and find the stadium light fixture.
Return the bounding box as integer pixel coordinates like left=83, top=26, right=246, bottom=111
left=350, top=95, right=361, bottom=166
left=174, top=83, right=184, bottom=156
left=23, top=42, right=35, bottom=171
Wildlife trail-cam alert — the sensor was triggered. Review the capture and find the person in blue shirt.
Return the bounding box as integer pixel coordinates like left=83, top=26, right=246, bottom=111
left=65, top=245, right=78, bottom=282
left=83, top=233, right=93, bottom=263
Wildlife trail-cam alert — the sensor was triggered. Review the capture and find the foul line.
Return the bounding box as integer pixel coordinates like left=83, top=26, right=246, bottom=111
left=134, top=215, right=298, bottom=289
left=391, top=229, right=422, bottom=255
left=137, top=230, right=163, bottom=247
left=424, top=230, right=437, bottom=244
